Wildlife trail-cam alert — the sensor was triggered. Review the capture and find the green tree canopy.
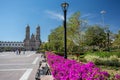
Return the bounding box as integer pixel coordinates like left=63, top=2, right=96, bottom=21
left=48, top=26, right=64, bottom=52
left=112, top=30, right=120, bottom=47
left=85, top=25, right=106, bottom=48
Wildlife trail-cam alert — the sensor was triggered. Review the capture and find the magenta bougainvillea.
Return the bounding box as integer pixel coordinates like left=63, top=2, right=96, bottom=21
left=46, top=52, right=120, bottom=80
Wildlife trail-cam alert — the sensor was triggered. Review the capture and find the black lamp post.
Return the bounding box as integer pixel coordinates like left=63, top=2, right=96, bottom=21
left=107, top=30, right=110, bottom=51
left=61, top=2, right=69, bottom=59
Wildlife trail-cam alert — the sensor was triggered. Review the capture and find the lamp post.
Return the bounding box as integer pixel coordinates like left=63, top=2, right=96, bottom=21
left=107, top=30, right=110, bottom=51
left=100, top=10, right=106, bottom=27
left=101, top=10, right=109, bottom=51
left=61, top=2, right=69, bottom=59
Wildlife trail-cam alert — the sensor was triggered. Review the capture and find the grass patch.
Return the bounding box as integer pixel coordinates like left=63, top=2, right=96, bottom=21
left=85, top=51, right=120, bottom=58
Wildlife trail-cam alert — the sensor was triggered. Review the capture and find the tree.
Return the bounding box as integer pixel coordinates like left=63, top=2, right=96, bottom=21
left=67, top=12, right=87, bottom=53
left=112, top=30, right=120, bottom=48
left=40, top=42, right=49, bottom=51
left=48, top=12, right=88, bottom=53
left=85, top=25, right=106, bottom=49
left=48, top=26, right=64, bottom=52
left=67, top=12, right=81, bottom=53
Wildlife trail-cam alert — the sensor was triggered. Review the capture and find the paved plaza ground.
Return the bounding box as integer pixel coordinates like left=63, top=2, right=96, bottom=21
left=0, top=51, right=43, bottom=80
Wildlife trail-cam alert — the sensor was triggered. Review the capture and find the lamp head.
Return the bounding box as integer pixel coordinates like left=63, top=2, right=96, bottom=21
left=61, top=2, right=69, bottom=11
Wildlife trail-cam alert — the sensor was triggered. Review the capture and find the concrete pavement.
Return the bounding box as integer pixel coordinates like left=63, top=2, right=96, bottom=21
left=0, top=51, right=43, bottom=80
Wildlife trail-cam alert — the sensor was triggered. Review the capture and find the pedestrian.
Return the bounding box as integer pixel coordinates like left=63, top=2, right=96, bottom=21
left=16, top=49, right=18, bottom=55
left=23, top=49, right=26, bottom=54
left=18, top=48, right=21, bottom=55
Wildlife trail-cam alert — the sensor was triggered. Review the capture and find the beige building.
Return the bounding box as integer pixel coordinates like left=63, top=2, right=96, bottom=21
left=24, top=25, right=41, bottom=50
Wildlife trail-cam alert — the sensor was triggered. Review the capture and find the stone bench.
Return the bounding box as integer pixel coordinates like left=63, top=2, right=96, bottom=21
left=41, top=54, right=46, bottom=58
left=35, top=61, right=52, bottom=80
left=40, top=75, right=53, bottom=80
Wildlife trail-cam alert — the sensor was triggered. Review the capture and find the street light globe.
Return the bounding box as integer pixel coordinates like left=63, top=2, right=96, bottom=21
left=61, top=2, right=69, bottom=11
left=100, top=10, right=106, bottom=14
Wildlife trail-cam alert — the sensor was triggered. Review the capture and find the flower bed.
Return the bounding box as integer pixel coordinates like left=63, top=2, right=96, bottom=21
left=46, top=52, right=120, bottom=80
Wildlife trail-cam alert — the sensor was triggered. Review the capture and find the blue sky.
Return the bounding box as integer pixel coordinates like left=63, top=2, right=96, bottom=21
left=0, top=0, right=120, bottom=42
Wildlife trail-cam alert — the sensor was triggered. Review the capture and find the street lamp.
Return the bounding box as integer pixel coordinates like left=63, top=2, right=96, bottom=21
left=101, top=10, right=109, bottom=51
left=61, top=2, right=69, bottom=59
left=107, top=30, right=110, bottom=51
left=100, top=10, right=106, bottom=27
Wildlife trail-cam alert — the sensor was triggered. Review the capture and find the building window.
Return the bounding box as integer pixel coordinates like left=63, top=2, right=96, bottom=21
left=9, top=44, right=11, bottom=46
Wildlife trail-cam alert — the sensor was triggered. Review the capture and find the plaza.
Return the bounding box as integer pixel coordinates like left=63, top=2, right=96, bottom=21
left=0, top=0, right=120, bottom=80
left=0, top=51, right=42, bottom=80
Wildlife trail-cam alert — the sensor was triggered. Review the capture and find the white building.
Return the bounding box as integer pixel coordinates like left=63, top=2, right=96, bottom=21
left=0, top=41, right=24, bottom=48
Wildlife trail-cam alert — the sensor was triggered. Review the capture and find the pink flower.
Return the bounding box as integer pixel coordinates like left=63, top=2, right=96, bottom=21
left=45, top=52, right=119, bottom=80
left=115, top=74, right=120, bottom=79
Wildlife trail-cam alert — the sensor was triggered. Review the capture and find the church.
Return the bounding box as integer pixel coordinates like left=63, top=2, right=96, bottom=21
left=24, top=25, right=41, bottom=50
left=0, top=25, right=41, bottom=51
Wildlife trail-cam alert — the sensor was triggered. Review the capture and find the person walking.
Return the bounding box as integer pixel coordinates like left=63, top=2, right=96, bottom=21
left=23, top=48, right=26, bottom=54
left=18, top=48, right=21, bottom=55
left=16, top=49, right=19, bottom=55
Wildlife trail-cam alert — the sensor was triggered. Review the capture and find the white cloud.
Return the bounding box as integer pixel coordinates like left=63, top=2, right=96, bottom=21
left=81, top=13, right=95, bottom=19
left=45, top=10, right=64, bottom=21
left=81, top=13, right=91, bottom=18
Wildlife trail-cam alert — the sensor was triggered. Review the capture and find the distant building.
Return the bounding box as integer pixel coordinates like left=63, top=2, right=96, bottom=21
left=0, top=25, right=41, bottom=51
left=23, top=25, right=41, bottom=50
left=0, top=41, right=24, bottom=51
left=0, top=41, right=24, bottom=48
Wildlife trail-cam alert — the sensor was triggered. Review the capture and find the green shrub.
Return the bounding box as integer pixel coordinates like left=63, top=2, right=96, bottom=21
left=86, top=51, right=120, bottom=58
left=109, top=55, right=119, bottom=62
left=53, top=51, right=64, bottom=56
left=52, top=51, right=57, bottom=54
left=84, top=54, right=120, bottom=67
left=36, top=49, right=45, bottom=53
left=79, top=58, right=87, bottom=62
left=84, top=55, right=100, bottom=63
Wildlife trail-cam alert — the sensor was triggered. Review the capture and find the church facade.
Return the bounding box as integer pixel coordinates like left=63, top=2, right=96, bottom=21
left=24, top=25, right=41, bottom=50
